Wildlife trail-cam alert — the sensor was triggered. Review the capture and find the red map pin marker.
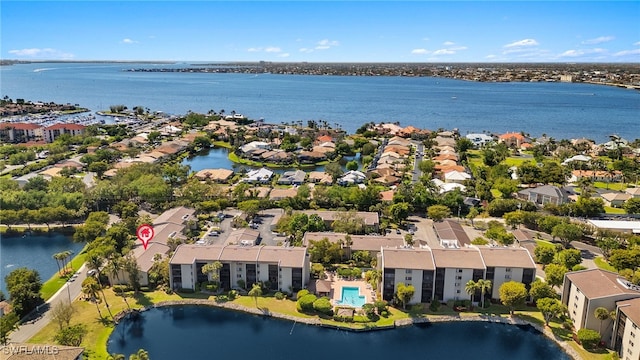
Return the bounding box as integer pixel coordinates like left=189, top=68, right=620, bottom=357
left=136, top=224, right=155, bottom=250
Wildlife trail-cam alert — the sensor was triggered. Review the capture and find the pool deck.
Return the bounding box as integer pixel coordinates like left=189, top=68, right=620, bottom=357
left=330, top=279, right=375, bottom=307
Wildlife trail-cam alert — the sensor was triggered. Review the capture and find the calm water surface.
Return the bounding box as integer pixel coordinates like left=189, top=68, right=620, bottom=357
left=0, top=233, right=83, bottom=295
left=2, top=63, right=638, bottom=142
left=107, top=305, right=570, bottom=360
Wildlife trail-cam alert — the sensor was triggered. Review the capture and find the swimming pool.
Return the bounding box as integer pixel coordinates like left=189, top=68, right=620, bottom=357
left=338, top=286, right=366, bottom=307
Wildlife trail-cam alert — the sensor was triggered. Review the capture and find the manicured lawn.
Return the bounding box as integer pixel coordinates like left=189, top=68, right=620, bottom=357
left=604, top=206, right=626, bottom=214
left=536, top=239, right=555, bottom=247
left=594, top=182, right=627, bottom=191
left=503, top=156, right=530, bottom=167
left=594, top=257, right=618, bottom=272
left=211, top=141, right=232, bottom=149
left=40, top=248, right=88, bottom=300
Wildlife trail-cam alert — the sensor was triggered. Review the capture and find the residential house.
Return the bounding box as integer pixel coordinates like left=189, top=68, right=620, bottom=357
left=465, top=133, right=494, bottom=147
left=225, top=228, right=261, bottom=246
left=587, top=220, right=640, bottom=235
left=499, top=132, right=527, bottom=148
left=517, top=185, right=568, bottom=206
left=303, top=232, right=405, bottom=258
left=337, top=170, right=366, bottom=185
left=444, top=170, right=471, bottom=184
left=240, top=141, right=271, bottom=154
left=194, top=168, right=234, bottom=182
left=626, top=187, right=640, bottom=198
left=169, top=244, right=310, bottom=292
left=269, top=187, right=298, bottom=201
left=478, top=247, right=536, bottom=298
left=242, top=168, right=274, bottom=183
left=602, top=192, right=632, bottom=208
left=278, top=170, right=306, bottom=185
left=307, top=171, right=333, bottom=184
left=562, top=269, right=640, bottom=345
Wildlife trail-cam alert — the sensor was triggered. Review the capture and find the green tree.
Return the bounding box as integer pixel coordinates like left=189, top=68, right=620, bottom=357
left=0, top=312, right=19, bottom=345
left=544, top=264, right=568, bottom=289
left=552, top=222, right=583, bottom=248
left=477, top=279, right=492, bottom=309
left=534, top=245, right=557, bottom=266
left=324, top=162, right=343, bottom=183
left=577, top=328, right=601, bottom=350
left=201, top=261, right=223, bottom=284
left=389, top=202, right=411, bottom=224
left=609, top=249, right=640, bottom=271
left=536, top=298, right=566, bottom=326
left=81, top=276, right=103, bottom=318
left=625, top=198, right=640, bottom=214
left=248, top=283, right=262, bottom=308
left=308, top=238, right=343, bottom=265
left=499, top=281, right=528, bottom=315
left=54, top=324, right=87, bottom=346
left=129, top=349, right=150, bottom=360
left=4, top=267, right=44, bottom=318
left=88, top=161, right=109, bottom=178
left=465, top=280, right=478, bottom=304
left=427, top=205, right=451, bottom=222
left=595, top=307, right=611, bottom=334
left=346, top=160, right=359, bottom=171
left=529, top=279, right=557, bottom=301
left=553, top=249, right=582, bottom=270
left=466, top=207, right=480, bottom=227
left=395, top=282, right=415, bottom=310
left=312, top=297, right=333, bottom=315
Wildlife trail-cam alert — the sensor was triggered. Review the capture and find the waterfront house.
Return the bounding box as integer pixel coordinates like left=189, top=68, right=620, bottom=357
left=307, top=171, right=333, bottom=184
left=242, top=168, right=274, bottom=183
left=169, top=244, right=310, bottom=292
left=562, top=269, right=640, bottom=345
left=337, top=170, right=366, bottom=185
left=465, top=133, right=494, bottom=147
left=498, top=132, right=527, bottom=148
left=194, top=168, right=235, bottom=182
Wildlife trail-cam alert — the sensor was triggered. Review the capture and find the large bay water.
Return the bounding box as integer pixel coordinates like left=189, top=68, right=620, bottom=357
left=1, top=62, right=638, bottom=142
left=107, top=305, right=570, bottom=359
left=0, top=233, right=83, bottom=295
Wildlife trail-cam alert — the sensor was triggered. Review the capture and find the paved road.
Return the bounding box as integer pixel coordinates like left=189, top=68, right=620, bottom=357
left=8, top=264, right=88, bottom=343
left=412, top=141, right=424, bottom=183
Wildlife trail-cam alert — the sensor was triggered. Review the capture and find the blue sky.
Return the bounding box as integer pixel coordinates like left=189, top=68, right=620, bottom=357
left=2, top=1, right=639, bottom=62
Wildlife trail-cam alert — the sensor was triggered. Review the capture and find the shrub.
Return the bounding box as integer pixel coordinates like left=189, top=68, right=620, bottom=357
left=374, top=300, right=388, bottom=314
left=312, top=297, right=333, bottom=315
left=227, top=290, right=238, bottom=300
left=333, top=314, right=354, bottom=322
left=562, top=318, right=574, bottom=331
left=274, top=292, right=286, bottom=300
left=296, top=289, right=309, bottom=299
left=429, top=301, right=441, bottom=312
left=471, top=237, right=489, bottom=245
left=362, top=303, right=376, bottom=318
left=296, top=294, right=317, bottom=312
left=577, top=328, right=601, bottom=349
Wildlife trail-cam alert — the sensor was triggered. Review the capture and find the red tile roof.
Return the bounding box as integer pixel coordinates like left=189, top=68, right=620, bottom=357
left=0, top=122, right=42, bottom=130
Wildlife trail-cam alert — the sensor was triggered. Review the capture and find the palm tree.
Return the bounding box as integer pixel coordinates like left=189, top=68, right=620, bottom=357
left=129, top=349, right=149, bottom=360
left=477, top=279, right=492, bottom=309
left=53, top=252, right=64, bottom=276
left=86, top=252, right=114, bottom=320
left=465, top=280, right=478, bottom=305
left=107, top=354, right=125, bottom=360
left=595, top=307, right=611, bottom=334
left=201, top=261, right=223, bottom=290
left=82, top=276, right=103, bottom=319
left=248, top=283, right=262, bottom=308
left=106, top=255, right=130, bottom=310
left=62, top=250, right=73, bottom=274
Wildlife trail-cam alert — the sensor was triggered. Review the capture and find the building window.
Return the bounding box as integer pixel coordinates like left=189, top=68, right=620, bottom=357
left=504, top=275, right=511, bottom=279
left=575, top=295, right=579, bottom=301
left=631, top=332, right=635, bottom=338
left=457, top=269, right=463, bottom=273
left=237, top=274, right=242, bottom=278
left=456, top=276, right=462, bottom=280
left=455, top=283, right=460, bottom=287
left=505, top=268, right=512, bottom=272
left=238, top=267, right=242, bottom=271
left=629, top=340, right=634, bottom=347
left=405, top=269, right=412, bottom=274
left=456, top=290, right=460, bottom=294
left=405, top=276, right=412, bottom=281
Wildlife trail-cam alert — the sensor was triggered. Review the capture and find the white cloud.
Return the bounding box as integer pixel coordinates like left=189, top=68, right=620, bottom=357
left=299, top=47, right=314, bottom=53
left=558, top=48, right=607, bottom=58
left=247, top=47, right=261, bottom=52
left=411, top=48, right=429, bottom=54
left=122, top=38, right=138, bottom=44
left=581, top=36, right=614, bottom=45
left=504, top=39, right=539, bottom=48
left=614, top=49, right=640, bottom=56
left=422, top=37, right=430, bottom=41
left=8, top=48, right=74, bottom=59
left=433, top=49, right=455, bottom=55
left=634, top=41, right=640, bottom=46
left=485, top=54, right=497, bottom=59
left=315, top=39, right=339, bottom=50
left=264, top=47, right=282, bottom=53
left=443, top=41, right=455, bottom=46
left=278, top=53, right=290, bottom=58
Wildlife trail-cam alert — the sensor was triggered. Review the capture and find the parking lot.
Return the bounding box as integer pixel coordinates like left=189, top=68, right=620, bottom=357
left=198, top=209, right=287, bottom=246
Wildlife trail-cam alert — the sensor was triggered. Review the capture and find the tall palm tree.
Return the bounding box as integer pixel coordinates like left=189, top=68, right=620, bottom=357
left=465, top=280, right=478, bottom=305
left=201, top=261, right=223, bottom=285
left=129, top=349, right=149, bottom=360
left=53, top=252, right=63, bottom=276
left=595, top=307, right=611, bottom=334
left=106, top=255, right=131, bottom=310
left=477, top=279, right=492, bottom=309
left=62, top=250, right=73, bottom=274
left=86, top=252, right=114, bottom=320
left=107, top=354, right=125, bottom=360
left=82, top=276, right=103, bottom=319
